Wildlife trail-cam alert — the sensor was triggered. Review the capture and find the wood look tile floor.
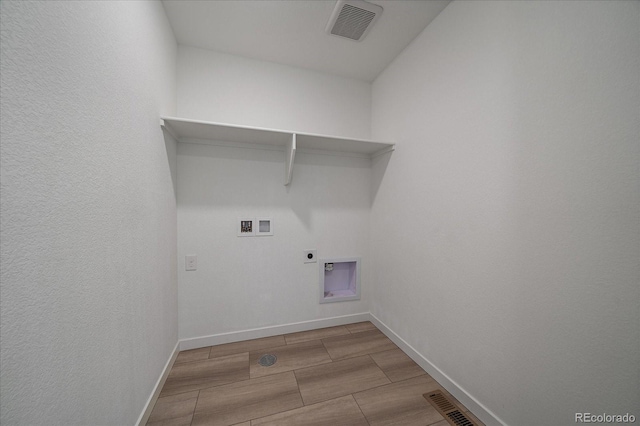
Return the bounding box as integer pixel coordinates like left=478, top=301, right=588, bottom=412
left=148, top=322, right=485, bottom=426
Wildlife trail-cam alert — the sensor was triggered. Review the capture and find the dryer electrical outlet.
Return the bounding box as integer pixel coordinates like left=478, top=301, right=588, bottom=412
left=304, top=250, right=317, bottom=263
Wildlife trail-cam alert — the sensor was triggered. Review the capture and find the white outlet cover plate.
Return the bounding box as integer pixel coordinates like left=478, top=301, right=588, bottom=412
left=185, top=255, right=197, bottom=271
left=304, top=250, right=317, bottom=263
left=256, top=217, right=273, bottom=236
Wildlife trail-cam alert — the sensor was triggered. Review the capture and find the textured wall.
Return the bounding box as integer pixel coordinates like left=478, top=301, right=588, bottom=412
left=177, top=45, right=372, bottom=139
left=177, top=144, right=372, bottom=340
left=0, top=2, right=178, bottom=424
left=371, top=1, right=639, bottom=425
left=175, top=47, right=374, bottom=340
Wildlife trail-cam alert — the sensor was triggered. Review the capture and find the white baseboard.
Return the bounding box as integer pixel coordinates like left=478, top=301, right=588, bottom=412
left=136, top=341, right=180, bottom=426
left=369, top=313, right=505, bottom=426
left=179, top=312, right=370, bottom=351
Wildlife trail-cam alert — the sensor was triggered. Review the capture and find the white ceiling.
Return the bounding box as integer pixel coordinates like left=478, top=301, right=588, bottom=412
left=162, top=0, right=450, bottom=82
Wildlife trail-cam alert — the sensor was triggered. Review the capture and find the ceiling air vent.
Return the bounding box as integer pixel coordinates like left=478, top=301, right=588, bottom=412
left=326, top=0, right=383, bottom=42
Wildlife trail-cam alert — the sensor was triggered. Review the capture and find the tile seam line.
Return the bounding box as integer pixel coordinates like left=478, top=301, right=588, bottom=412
left=284, top=328, right=351, bottom=345
left=207, top=340, right=287, bottom=360
left=163, top=373, right=256, bottom=398
left=291, top=368, right=306, bottom=407
left=328, top=345, right=403, bottom=362
left=295, top=358, right=391, bottom=406
left=192, top=371, right=301, bottom=421
left=176, top=351, right=247, bottom=365
left=351, top=373, right=438, bottom=402
left=188, top=390, right=201, bottom=426
left=319, top=336, right=336, bottom=361
left=208, top=349, right=276, bottom=359
left=350, top=393, right=372, bottom=425
left=251, top=394, right=372, bottom=425
left=145, top=392, right=199, bottom=425
left=250, top=358, right=334, bottom=380
left=368, top=353, right=393, bottom=384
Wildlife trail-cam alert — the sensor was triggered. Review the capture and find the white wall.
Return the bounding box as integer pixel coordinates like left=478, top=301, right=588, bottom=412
left=177, top=145, right=372, bottom=340
left=176, top=47, right=373, bottom=341
left=177, top=45, right=372, bottom=139
left=371, top=1, right=639, bottom=425
left=0, top=2, right=178, bottom=425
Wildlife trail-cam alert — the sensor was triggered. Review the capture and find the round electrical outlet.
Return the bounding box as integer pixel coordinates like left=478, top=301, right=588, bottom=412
left=304, top=250, right=317, bottom=263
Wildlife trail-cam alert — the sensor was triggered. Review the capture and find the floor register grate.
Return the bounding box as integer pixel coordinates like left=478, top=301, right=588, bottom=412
left=423, top=390, right=477, bottom=426
left=257, top=354, right=277, bottom=367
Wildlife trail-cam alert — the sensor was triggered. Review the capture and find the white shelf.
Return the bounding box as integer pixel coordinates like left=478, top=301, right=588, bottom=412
left=160, top=116, right=394, bottom=186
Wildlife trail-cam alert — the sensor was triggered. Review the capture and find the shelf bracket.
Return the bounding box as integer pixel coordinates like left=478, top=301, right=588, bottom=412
left=285, top=133, right=296, bottom=186
left=159, top=118, right=179, bottom=142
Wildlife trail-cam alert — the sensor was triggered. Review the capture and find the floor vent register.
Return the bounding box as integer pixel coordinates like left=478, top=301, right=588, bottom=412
left=423, top=390, right=477, bottom=426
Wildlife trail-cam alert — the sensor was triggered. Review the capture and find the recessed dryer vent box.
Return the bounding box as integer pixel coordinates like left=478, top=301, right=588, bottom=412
left=319, top=257, right=361, bottom=303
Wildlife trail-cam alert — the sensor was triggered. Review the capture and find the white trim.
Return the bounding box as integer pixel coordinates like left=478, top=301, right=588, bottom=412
left=371, top=144, right=395, bottom=158
left=135, top=341, right=180, bottom=426
left=159, top=118, right=179, bottom=141
left=160, top=116, right=394, bottom=148
left=179, top=313, right=370, bottom=351
left=295, top=147, right=371, bottom=159
left=177, top=139, right=374, bottom=159
left=369, top=313, right=505, bottom=426
left=179, top=138, right=285, bottom=152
